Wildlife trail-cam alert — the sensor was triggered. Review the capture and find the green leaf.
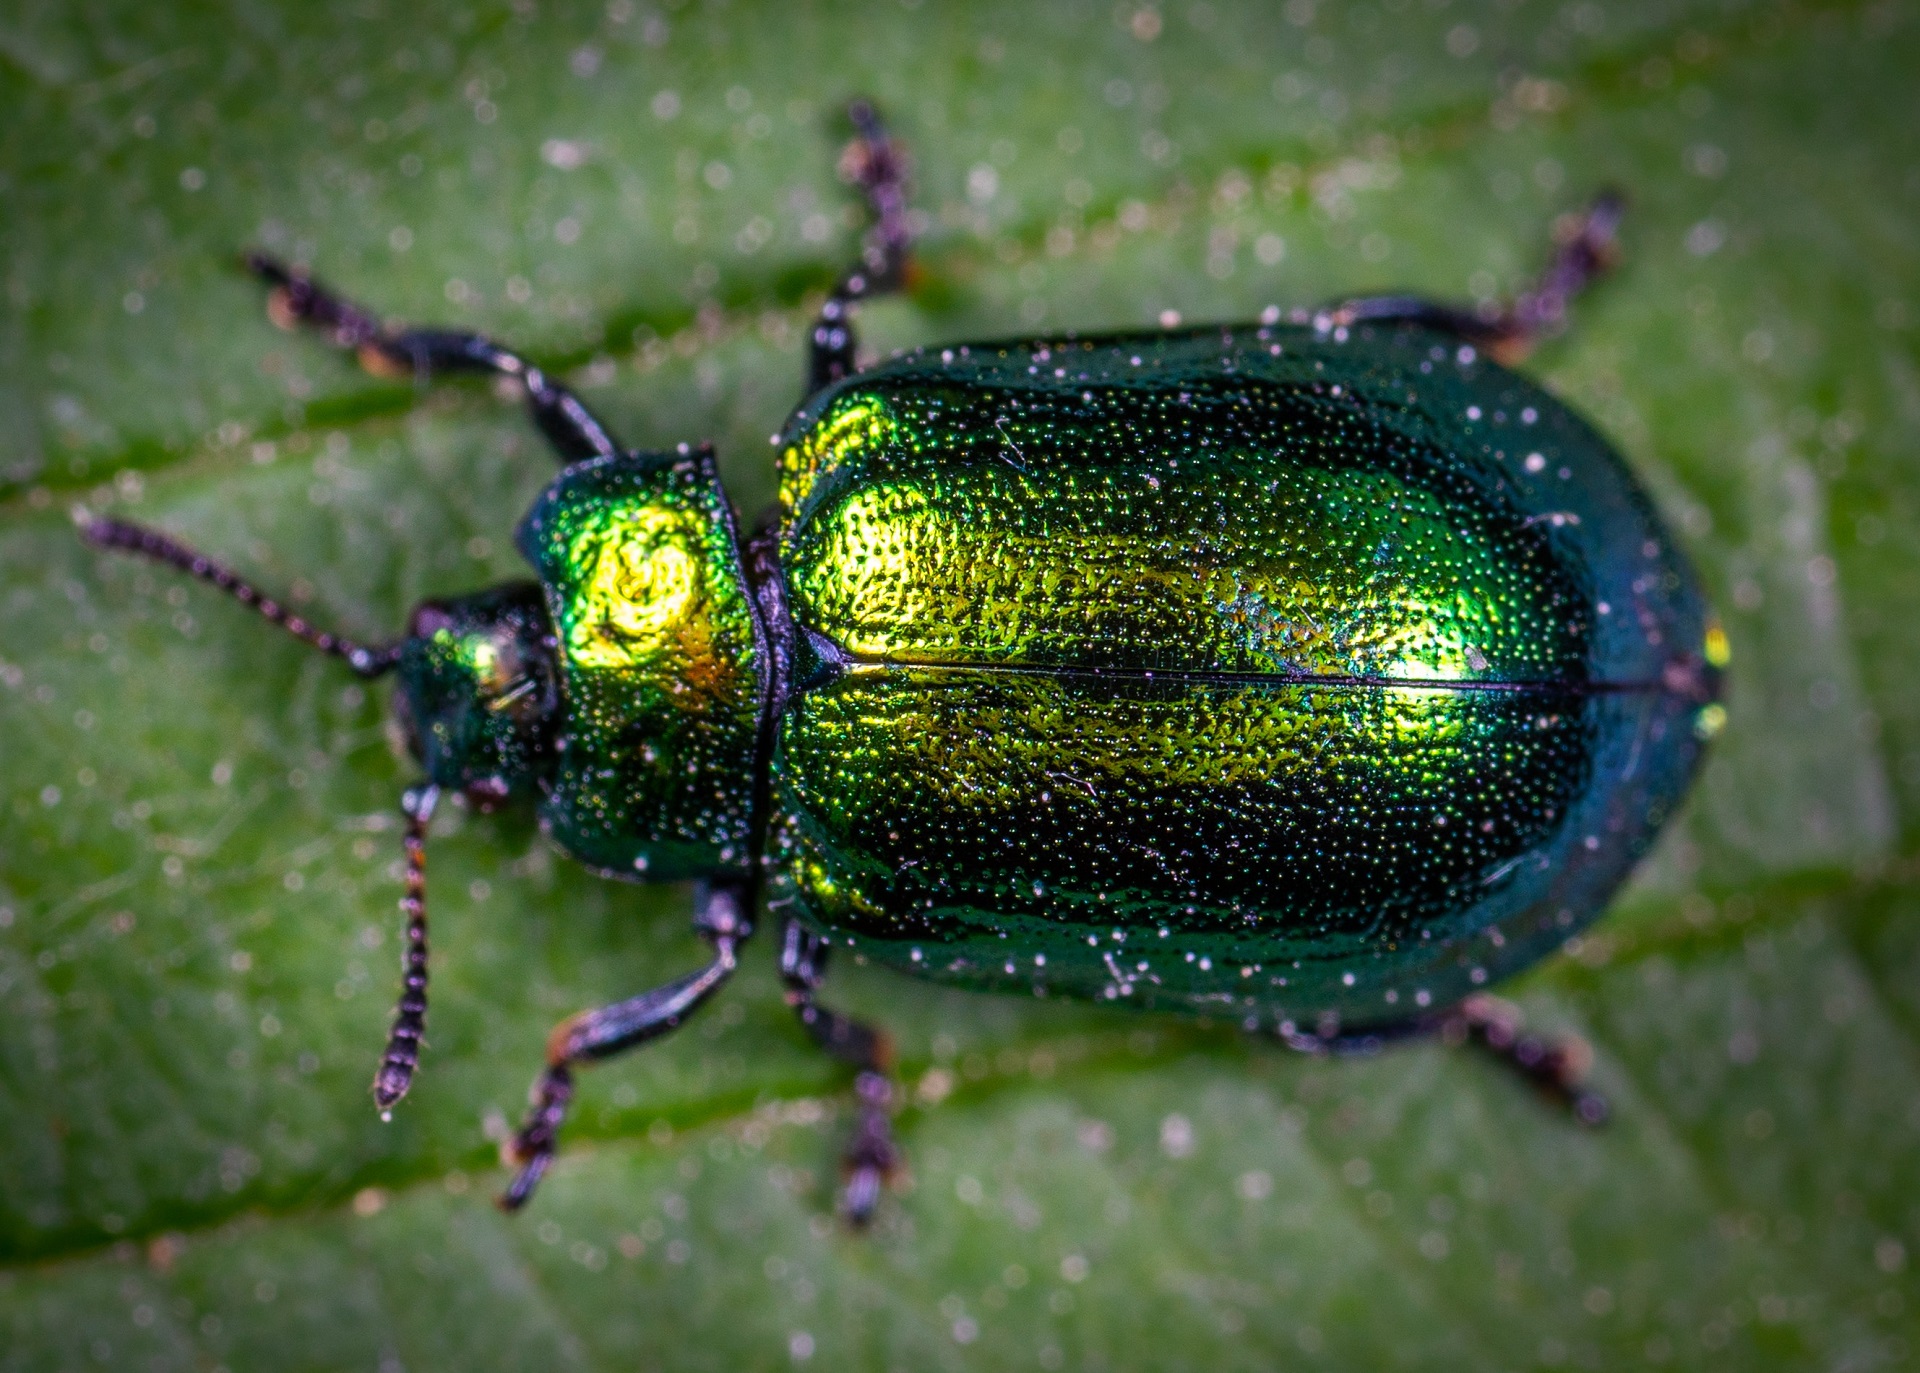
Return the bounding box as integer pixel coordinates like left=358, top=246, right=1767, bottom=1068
left=4, top=1, right=1918, bottom=1368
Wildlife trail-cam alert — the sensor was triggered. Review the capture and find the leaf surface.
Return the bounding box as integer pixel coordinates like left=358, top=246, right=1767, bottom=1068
left=3, top=2, right=1919, bottom=1368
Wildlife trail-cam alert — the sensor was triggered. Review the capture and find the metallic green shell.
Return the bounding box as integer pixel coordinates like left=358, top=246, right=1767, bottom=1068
left=764, top=324, right=1718, bottom=1028
left=516, top=449, right=765, bottom=880
left=779, top=382, right=1587, bottom=685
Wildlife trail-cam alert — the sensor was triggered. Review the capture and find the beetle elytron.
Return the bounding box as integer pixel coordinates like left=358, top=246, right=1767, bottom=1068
left=82, top=103, right=1724, bottom=1221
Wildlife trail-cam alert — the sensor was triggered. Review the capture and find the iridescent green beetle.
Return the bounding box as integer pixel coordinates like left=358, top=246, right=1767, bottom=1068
left=82, top=104, right=1724, bottom=1222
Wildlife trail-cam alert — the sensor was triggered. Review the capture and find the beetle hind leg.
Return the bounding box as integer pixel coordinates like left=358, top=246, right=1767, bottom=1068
left=243, top=253, right=623, bottom=465
left=778, top=918, right=901, bottom=1227
left=1320, top=191, right=1625, bottom=365
left=1280, top=995, right=1607, bottom=1126
left=498, top=881, right=752, bottom=1210
left=1440, top=994, right=1609, bottom=1125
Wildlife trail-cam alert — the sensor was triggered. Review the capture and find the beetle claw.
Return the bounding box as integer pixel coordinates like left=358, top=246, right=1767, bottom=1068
left=841, top=1165, right=885, bottom=1229
left=498, top=1064, right=572, bottom=1210
left=498, top=1146, right=552, bottom=1212
left=263, top=285, right=302, bottom=333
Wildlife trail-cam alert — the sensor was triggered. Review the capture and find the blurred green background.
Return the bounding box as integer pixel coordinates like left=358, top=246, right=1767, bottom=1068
left=3, top=0, right=1918, bottom=1368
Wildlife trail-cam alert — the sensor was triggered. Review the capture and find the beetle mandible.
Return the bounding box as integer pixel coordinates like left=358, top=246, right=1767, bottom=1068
left=81, top=102, right=1725, bottom=1222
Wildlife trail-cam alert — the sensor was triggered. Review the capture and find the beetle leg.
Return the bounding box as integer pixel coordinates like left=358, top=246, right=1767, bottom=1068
left=1319, top=191, right=1625, bottom=365
left=242, top=253, right=623, bottom=465
left=807, top=99, right=916, bottom=393
left=778, top=918, right=900, bottom=1227
left=1439, top=994, right=1609, bottom=1126
left=498, top=881, right=753, bottom=1210
left=1281, top=997, right=1607, bottom=1126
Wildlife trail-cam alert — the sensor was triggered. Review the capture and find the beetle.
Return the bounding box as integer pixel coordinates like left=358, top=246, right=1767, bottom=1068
left=80, top=102, right=1724, bottom=1223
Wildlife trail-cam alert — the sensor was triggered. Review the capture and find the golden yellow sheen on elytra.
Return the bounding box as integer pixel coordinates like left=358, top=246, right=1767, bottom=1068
left=760, top=326, right=1717, bottom=1025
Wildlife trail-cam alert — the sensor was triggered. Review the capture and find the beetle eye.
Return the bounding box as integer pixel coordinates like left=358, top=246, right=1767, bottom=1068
left=408, top=603, right=456, bottom=638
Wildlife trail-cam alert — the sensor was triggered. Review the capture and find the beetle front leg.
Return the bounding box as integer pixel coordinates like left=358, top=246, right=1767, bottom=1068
left=778, top=918, right=900, bottom=1226
left=807, top=100, right=916, bottom=392
left=243, top=255, right=624, bottom=464
left=499, top=880, right=753, bottom=1210
left=1319, top=191, right=1624, bottom=364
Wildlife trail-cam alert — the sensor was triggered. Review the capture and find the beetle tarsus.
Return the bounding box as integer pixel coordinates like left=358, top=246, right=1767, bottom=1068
left=241, top=252, right=623, bottom=464
left=1442, top=994, right=1609, bottom=1126
left=840, top=1069, right=901, bottom=1228
left=499, top=1149, right=552, bottom=1212
left=1493, top=189, right=1626, bottom=361
left=809, top=99, right=917, bottom=392
left=500, top=1064, right=572, bottom=1211
left=840, top=99, right=913, bottom=280
left=496, top=883, right=751, bottom=1210
left=1275, top=997, right=1609, bottom=1127
left=779, top=918, right=901, bottom=1225
left=246, top=251, right=386, bottom=351
left=1319, top=188, right=1626, bottom=364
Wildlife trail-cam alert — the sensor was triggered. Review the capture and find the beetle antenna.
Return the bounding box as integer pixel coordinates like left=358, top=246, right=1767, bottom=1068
left=76, top=510, right=401, bottom=677
left=374, top=784, right=440, bottom=1115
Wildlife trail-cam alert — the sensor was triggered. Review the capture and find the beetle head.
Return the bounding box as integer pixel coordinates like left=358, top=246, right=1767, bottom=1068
left=392, top=582, right=560, bottom=809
